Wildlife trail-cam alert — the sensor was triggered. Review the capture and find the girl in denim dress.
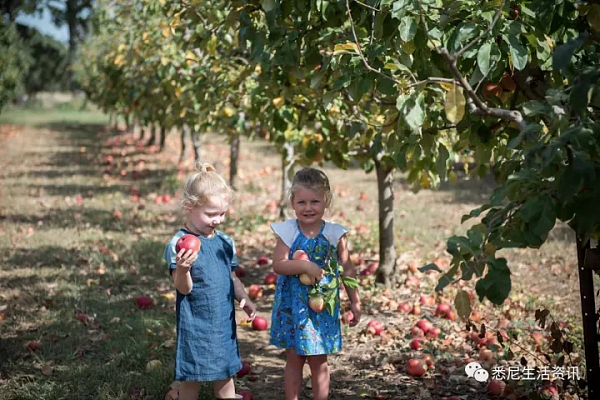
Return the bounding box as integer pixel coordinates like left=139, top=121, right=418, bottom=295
left=164, top=163, right=256, bottom=400
left=270, top=168, right=362, bottom=400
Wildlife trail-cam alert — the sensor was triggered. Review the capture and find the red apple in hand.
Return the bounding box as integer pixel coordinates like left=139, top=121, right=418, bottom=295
left=176, top=234, right=201, bottom=253
left=239, top=391, right=254, bottom=400
left=251, top=316, right=268, bottom=331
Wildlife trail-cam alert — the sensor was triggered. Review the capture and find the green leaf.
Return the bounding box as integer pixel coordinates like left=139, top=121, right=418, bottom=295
left=455, top=290, right=472, bottom=319
left=419, top=263, right=442, bottom=273
left=341, top=276, right=359, bottom=289
left=552, top=35, right=586, bottom=71
left=477, top=42, right=492, bottom=75
left=507, top=34, right=528, bottom=71
left=399, top=16, right=417, bottom=42
left=475, top=258, right=511, bottom=305
left=403, top=92, right=425, bottom=131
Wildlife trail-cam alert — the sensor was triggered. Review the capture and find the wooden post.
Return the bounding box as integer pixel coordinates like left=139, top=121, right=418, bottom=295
left=576, top=236, right=599, bottom=398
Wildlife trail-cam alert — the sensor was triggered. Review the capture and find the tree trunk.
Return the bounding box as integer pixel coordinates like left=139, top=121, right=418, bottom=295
left=159, top=125, right=166, bottom=152
left=191, top=129, right=201, bottom=161
left=66, top=0, right=78, bottom=90
left=279, top=142, right=294, bottom=219
left=576, top=236, right=600, bottom=398
left=125, top=114, right=131, bottom=132
left=146, top=123, right=156, bottom=146
left=179, top=125, right=188, bottom=163
left=108, top=112, right=114, bottom=128
left=375, top=160, right=397, bottom=286
left=229, top=131, right=240, bottom=190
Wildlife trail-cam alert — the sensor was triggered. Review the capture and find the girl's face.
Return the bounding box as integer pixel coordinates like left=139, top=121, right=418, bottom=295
left=291, top=186, right=327, bottom=226
left=186, top=195, right=229, bottom=237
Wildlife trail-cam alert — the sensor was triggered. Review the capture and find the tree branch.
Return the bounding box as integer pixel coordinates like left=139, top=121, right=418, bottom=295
left=354, top=0, right=380, bottom=12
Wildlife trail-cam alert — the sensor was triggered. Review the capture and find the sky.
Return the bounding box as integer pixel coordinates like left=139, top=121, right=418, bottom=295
left=15, top=7, right=69, bottom=43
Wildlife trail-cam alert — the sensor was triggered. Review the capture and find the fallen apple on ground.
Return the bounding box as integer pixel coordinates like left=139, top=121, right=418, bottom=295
left=397, top=302, right=412, bottom=313
left=416, top=320, right=433, bottom=334
left=247, top=284, right=263, bottom=300
left=237, top=361, right=252, bottom=377
left=257, top=256, right=269, bottom=266
left=175, top=234, right=201, bottom=254
left=367, top=320, right=384, bottom=335
left=264, top=272, right=277, bottom=285
left=136, top=295, right=153, bottom=309
left=406, top=358, right=428, bottom=377
left=487, top=380, right=506, bottom=397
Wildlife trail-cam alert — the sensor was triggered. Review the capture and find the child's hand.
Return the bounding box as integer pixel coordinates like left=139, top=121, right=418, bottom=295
left=239, top=298, right=256, bottom=322
left=176, top=248, right=197, bottom=273
left=349, top=302, right=361, bottom=327
left=305, top=262, right=325, bottom=283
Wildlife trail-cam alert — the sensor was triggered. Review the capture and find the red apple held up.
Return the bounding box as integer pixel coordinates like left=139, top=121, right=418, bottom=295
left=292, top=250, right=310, bottom=261
left=237, top=361, right=252, bottom=378
left=406, top=358, right=428, bottom=377
left=247, top=284, right=263, bottom=300
left=235, top=266, right=246, bottom=278
left=367, top=320, right=384, bottom=335
left=176, top=234, right=201, bottom=254
left=264, top=272, right=278, bottom=285
left=251, top=316, right=268, bottom=331
left=487, top=380, right=506, bottom=397
left=257, top=256, right=269, bottom=266
left=136, top=295, right=153, bottom=309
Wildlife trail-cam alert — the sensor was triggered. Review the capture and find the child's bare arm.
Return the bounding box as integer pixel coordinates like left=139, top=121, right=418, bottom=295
left=271, top=238, right=322, bottom=278
left=172, top=248, right=196, bottom=295
left=231, top=272, right=256, bottom=321
left=337, top=235, right=361, bottom=324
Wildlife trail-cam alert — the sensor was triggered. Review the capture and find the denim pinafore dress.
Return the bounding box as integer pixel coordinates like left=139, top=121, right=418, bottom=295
left=269, top=219, right=348, bottom=355
left=163, top=229, right=242, bottom=381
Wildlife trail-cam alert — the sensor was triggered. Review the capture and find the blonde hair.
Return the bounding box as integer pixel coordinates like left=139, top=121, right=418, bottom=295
left=181, top=162, right=233, bottom=208
left=289, top=167, right=332, bottom=208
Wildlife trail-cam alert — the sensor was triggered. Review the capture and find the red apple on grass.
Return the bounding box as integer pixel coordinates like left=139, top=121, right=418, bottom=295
left=136, top=295, right=153, bottom=309
left=416, top=320, right=434, bottom=334
left=257, top=256, right=269, bottom=266
left=540, top=385, right=558, bottom=400
left=251, top=316, right=268, bottom=331
left=176, top=234, right=201, bottom=254
left=26, top=341, right=41, bottom=351
left=422, top=353, right=435, bottom=368
left=406, top=358, right=428, bottom=377
left=397, top=302, right=412, bottom=313
left=435, top=303, right=452, bottom=318
left=410, top=338, right=423, bottom=350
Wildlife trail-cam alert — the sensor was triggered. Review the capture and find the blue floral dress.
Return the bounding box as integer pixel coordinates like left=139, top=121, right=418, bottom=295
left=269, top=219, right=348, bottom=355
left=163, top=229, right=242, bottom=382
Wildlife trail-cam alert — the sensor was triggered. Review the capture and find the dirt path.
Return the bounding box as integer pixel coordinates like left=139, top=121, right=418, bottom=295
left=0, top=120, right=589, bottom=400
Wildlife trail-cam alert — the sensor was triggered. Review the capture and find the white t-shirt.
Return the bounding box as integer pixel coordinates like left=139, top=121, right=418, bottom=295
left=270, top=219, right=349, bottom=249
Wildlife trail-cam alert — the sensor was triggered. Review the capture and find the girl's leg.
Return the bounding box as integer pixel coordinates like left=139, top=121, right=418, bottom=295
left=307, top=355, right=330, bottom=400
left=179, top=381, right=201, bottom=400
left=285, top=349, right=306, bottom=400
left=213, top=376, right=236, bottom=399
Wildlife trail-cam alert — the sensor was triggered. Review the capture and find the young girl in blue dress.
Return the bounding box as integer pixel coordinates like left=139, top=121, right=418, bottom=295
left=270, top=167, right=362, bottom=400
left=163, top=163, right=256, bottom=400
